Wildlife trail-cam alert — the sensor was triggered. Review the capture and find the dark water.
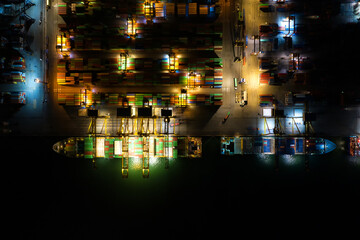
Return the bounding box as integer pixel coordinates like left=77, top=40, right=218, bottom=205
left=4, top=136, right=360, bottom=239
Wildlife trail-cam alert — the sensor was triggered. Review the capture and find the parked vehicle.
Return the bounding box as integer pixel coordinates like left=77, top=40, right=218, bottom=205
left=240, top=90, right=248, bottom=107
left=233, top=78, right=238, bottom=90
left=222, top=112, right=230, bottom=123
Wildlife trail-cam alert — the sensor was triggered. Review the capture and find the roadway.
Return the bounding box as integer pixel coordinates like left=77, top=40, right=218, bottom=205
left=0, top=0, right=52, bottom=135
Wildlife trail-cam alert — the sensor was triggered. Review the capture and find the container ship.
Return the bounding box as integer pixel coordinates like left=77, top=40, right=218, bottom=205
left=221, top=136, right=336, bottom=155
left=53, top=136, right=202, bottom=159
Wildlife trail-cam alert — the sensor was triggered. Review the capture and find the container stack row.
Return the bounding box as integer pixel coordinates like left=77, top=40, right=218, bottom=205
left=57, top=92, right=222, bottom=107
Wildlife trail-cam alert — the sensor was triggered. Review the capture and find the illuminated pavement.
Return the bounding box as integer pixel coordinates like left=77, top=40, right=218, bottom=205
left=0, top=0, right=50, bottom=134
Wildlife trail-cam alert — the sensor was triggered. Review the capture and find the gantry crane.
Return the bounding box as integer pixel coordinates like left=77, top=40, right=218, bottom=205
left=142, top=136, right=150, bottom=178
left=87, top=108, right=110, bottom=168
left=139, top=106, right=151, bottom=178
left=303, top=101, right=316, bottom=171
left=117, top=120, right=130, bottom=178
left=121, top=136, right=129, bottom=178
left=164, top=135, right=170, bottom=169
left=273, top=107, right=285, bottom=172
left=261, top=108, right=285, bottom=136
left=116, top=103, right=132, bottom=178
left=273, top=107, right=285, bottom=136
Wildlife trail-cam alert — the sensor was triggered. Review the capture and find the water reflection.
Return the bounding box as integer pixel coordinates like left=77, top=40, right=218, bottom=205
left=348, top=156, right=360, bottom=167
left=131, top=157, right=142, bottom=170
left=256, top=153, right=274, bottom=166
left=256, top=154, right=306, bottom=171
left=280, top=155, right=301, bottom=166
left=128, top=157, right=170, bottom=169
left=52, top=136, right=360, bottom=177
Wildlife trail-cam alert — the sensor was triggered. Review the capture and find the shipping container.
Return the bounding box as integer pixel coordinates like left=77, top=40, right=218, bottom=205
left=177, top=3, right=186, bottom=16
left=166, top=3, right=175, bottom=15
left=199, top=5, right=208, bottom=15
left=155, top=2, right=164, bottom=17
left=58, top=4, right=67, bottom=15
left=0, top=92, right=25, bottom=104
left=189, top=3, right=197, bottom=15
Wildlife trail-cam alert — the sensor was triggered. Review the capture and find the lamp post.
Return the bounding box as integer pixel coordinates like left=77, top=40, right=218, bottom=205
left=34, top=78, right=47, bottom=84
left=34, top=78, right=48, bottom=103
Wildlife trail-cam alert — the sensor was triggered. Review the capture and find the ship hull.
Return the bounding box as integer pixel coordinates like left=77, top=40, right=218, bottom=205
left=221, top=136, right=336, bottom=155
left=53, top=136, right=202, bottom=159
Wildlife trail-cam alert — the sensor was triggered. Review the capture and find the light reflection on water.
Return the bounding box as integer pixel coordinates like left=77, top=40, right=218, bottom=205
left=130, top=157, right=141, bottom=170
left=256, top=154, right=274, bottom=166
left=94, top=157, right=174, bottom=171
left=256, top=154, right=304, bottom=168
left=280, top=155, right=302, bottom=166
left=93, top=153, right=356, bottom=176
left=128, top=157, right=173, bottom=170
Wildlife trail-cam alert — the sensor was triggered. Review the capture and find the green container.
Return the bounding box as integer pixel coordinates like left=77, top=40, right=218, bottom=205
left=84, top=137, right=94, bottom=159
left=172, top=149, right=178, bottom=158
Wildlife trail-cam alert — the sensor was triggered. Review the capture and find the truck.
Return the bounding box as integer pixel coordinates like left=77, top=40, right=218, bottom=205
left=237, top=8, right=244, bottom=25
left=233, top=77, right=238, bottom=90
left=222, top=111, right=230, bottom=123
left=240, top=90, right=248, bottom=107
left=235, top=92, right=240, bottom=103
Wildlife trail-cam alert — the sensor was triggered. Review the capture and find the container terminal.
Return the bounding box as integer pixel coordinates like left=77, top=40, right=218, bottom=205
left=1, top=0, right=359, bottom=168
left=2, top=2, right=360, bottom=239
